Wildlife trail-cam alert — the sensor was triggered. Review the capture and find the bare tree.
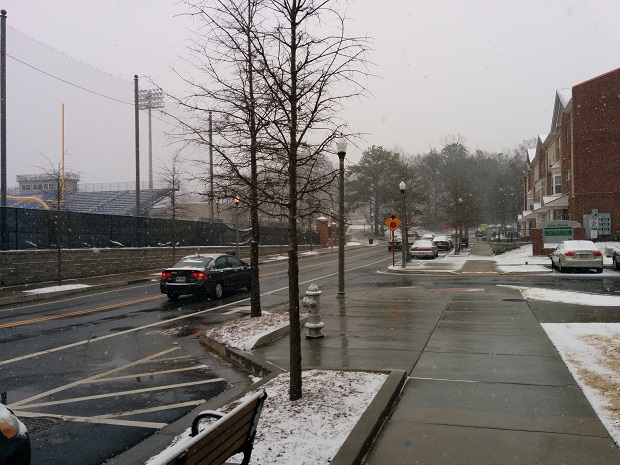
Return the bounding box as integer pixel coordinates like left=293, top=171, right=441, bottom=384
left=169, top=0, right=278, bottom=319
left=171, top=0, right=371, bottom=400
left=156, top=151, right=188, bottom=259
left=35, top=154, right=73, bottom=285
left=252, top=0, right=371, bottom=400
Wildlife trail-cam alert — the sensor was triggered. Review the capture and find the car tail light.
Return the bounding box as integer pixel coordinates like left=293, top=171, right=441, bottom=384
left=190, top=271, right=208, bottom=281
left=593, top=251, right=602, bottom=256
left=564, top=251, right=576, bottom=256
left=161, top=271, right=172, bottom=279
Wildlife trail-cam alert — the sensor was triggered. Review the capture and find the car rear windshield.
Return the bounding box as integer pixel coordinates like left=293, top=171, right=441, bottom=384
left=173, top=257, right=212, bottom=268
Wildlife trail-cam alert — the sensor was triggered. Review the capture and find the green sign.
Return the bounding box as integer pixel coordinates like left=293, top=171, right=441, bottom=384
left=543, top=228, right=572, bottom=237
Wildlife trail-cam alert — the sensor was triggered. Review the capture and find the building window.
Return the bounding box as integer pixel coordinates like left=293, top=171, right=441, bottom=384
left=566, top=170, right=571, bottom=190
left=554, top=175, right=562, bottom=194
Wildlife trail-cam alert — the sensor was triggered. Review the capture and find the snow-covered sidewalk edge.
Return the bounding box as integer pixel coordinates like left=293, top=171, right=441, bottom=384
left=146, top=368, right=405, bottom=465
left=541, top=323, right=620, bottom=448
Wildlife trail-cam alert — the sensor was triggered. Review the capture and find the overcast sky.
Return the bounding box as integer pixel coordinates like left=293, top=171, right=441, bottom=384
left=3, top=0, right=620, bottom=186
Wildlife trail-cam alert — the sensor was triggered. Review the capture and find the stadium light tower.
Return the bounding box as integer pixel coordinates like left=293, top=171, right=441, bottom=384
left=138, top=88, right=164, bottom=189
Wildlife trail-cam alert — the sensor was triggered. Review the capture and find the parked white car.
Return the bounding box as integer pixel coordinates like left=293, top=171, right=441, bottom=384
left=549, top=240, right=603, bottom=273
left=410, top=239, right=438, bottom=259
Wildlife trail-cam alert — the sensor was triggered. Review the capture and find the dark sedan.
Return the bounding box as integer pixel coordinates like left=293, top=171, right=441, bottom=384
left=1, top=404, right=30, bottom=465
left=160, top=253, right=251, bottom=300
left=432, top=235, right=453, bottom=251
left=387, top=237, right=402, bottom=252
left=613, top=248, right=620, bottom=271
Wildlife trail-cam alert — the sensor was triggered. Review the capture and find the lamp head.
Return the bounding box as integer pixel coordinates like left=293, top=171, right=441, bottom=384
left=335, top=138, right=348, bottom=158
left=399, top=181, right=406, bottom=193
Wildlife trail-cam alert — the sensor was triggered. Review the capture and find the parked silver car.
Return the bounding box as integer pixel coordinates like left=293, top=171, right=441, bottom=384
left=410, top=239, right=438, bottom=259
left=549, top=240, right=603, bottom=273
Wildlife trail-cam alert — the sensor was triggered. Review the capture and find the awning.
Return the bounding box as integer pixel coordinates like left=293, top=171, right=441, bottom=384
left=542, top=194, right=568, bottom=208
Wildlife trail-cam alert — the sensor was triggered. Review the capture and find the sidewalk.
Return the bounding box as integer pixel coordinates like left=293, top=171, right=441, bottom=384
left=247, top=284, right=620, bottom=464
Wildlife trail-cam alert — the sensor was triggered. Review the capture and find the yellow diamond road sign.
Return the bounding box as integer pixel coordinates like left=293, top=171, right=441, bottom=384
left=385, top=215, right=402, bottom=231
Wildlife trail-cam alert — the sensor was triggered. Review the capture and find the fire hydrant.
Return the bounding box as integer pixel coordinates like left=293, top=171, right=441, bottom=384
left=302, top=283, right=324, bottom=338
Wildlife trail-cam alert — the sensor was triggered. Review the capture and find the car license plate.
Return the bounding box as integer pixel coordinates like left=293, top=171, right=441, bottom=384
left=578, top=254, right=590, bottom=259
left=175, top=276, right=186, bottom=283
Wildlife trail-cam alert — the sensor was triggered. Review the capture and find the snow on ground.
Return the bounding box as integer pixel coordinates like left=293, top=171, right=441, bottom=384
left=542, top=323, right=620, bottom=447
left=225, top=369, right=386, bottom=465
left=21, top=284, right=90, bottom=294
left=521, top=288, right=620, bottom=306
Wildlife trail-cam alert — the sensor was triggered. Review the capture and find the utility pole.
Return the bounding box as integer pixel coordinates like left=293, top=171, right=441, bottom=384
left=0, top=10, right=7, bottom=251
left=134, top=75, right=140, bottom=217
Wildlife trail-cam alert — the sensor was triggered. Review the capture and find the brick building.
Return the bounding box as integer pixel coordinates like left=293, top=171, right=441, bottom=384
left=518, top=67, right=620, bottom=241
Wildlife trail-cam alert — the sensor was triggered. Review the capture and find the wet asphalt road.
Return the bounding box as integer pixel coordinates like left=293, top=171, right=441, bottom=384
left=1, top=247, right=619, bottom=464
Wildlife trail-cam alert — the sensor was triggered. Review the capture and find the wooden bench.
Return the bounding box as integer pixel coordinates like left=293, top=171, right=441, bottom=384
left=151, top=390, right=267, bottom=465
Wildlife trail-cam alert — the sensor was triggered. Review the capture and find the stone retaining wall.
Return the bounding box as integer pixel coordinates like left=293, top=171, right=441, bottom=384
left=0, top=245, right=316, bottom=287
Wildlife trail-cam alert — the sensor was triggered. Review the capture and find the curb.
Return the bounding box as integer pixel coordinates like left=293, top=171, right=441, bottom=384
left=330, top=369, right=407, bottom=465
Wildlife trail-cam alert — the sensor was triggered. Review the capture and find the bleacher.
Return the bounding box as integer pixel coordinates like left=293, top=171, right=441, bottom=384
left=62, top=189, right=172, bottom=216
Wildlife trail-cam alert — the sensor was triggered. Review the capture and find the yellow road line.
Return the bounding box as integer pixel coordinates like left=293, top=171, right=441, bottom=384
left=0, top=294, right=164, bottom=329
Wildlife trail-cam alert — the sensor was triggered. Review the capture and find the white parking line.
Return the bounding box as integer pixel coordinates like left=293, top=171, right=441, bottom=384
left=85, top=366, right=208, bottom=383
left=12, top=410, right=168, bottom=429
left=17, top=378, right=225, bottom=409
left=97, top=400, right=206, bottom=419
left=10, top=347, right=181, bottom=407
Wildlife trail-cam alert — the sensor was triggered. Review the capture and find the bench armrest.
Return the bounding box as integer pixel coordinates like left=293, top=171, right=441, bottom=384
left=191, top=411, right=224, bottom=436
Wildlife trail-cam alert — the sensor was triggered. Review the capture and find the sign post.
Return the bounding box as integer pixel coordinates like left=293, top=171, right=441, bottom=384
left=385, top=214, right=402, bottom=267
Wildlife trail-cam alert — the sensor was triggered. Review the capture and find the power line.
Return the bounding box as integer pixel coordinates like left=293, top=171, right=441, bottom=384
left=8, top=54, right=134, bottom=106
left=8, top=53, right=175, bottom=127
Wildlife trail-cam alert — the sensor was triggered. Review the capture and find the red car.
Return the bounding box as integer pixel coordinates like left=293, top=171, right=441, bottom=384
left=613, top=248, right=620, bottom=271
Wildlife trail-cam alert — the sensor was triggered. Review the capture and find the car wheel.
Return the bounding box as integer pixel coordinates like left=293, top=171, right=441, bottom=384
left=596, top=267, right=603, bottom=273
left=214, top=282, right=224, bottom=299
left=558, top=260, right=564, bottom=273
left=167, top=293, right=179, bottom=300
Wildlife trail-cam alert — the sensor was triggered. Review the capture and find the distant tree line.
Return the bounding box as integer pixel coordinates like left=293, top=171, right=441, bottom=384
left=345, top=136, right=533, bottom=237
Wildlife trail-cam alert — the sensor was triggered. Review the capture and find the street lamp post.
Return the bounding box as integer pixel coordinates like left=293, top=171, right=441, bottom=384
left=336, top=139, right=347, bottom=296
left=234, top=197, right=240, bottom=257
left=455, top=197, right=463, bottom=254
left=400, top=181, right=407, bottom=268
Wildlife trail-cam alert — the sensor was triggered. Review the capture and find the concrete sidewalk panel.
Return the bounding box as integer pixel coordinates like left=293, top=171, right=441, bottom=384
left=412, top=352, right=576, bottom=385
left=425, top=332, right=558, bottom=356
left=436, top=319, right=550, bottom=337
left=365, top=421, right=620, bottom=465
left=396, top=378, right=609, bottom=436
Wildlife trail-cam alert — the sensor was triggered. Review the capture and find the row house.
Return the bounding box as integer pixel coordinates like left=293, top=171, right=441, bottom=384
left=518, top=67, right=620, bottom=241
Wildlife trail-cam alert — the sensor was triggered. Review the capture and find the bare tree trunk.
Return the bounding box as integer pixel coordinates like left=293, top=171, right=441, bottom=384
left=247, top=0, right=262, bottom=318
left=287, top=0, right=302, bottom=400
